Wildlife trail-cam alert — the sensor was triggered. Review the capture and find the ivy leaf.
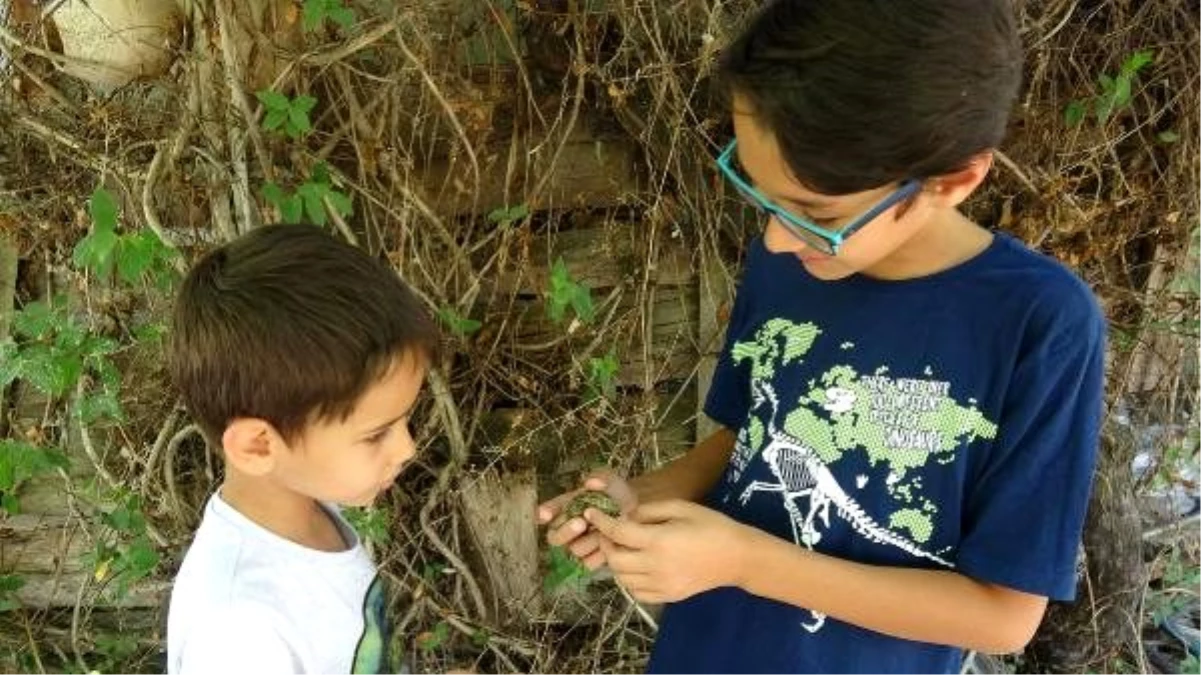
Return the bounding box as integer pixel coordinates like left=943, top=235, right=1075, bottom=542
left=329, top=6, right=356, bottom=28
left=293, top=95, right=318, bottom=114
left=570, top=286, right=595, bottom=323
left=12, top=301, right=57, bottom=341
left=288, top=107, right=312, bottom=136
left=79, top=390, right=125, bottom=424
left=73, top=227, right=120, bottom=278
left=255, top=90, right=290, bottom=112
left=437, top=307, right=482, bottom=337
left=326, top=191, right=353, bottom=217
left=262, top=182, right=286, bottom=205
left=1063, top=100, right=1087, bottom=127
left=280, top=195, right=304, bottom=224
left=89, top=188, right=119, bottom=233
left=116, top=230, right=159, bottom=284
left=263, top=109, right=288, bottom=132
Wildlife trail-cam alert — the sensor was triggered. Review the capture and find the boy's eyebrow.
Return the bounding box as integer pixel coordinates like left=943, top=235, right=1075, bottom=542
left=360, top=400, right=418, bottom=437
left=780, top=194, right=835, bottom=210
left=734, top=142, right=836, bottom=211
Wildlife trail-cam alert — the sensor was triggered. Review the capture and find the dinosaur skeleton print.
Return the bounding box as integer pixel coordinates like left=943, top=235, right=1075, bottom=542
left=719, top=318, right=999, bottom=633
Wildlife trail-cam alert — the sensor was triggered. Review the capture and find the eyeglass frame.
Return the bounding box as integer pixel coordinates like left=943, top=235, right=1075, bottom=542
left=716, top=139, right=924, bottom=255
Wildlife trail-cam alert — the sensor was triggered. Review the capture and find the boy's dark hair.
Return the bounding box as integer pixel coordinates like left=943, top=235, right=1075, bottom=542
left=718, top=0, right=1022, bottom=194
left=169, top=224, right=438, bottom=444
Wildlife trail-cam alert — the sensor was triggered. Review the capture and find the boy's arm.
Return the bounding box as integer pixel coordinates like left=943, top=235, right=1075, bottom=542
left=628, top=427, right=737, bottom=503
left=589, top=502, right=1046, bottom=655
left=740, top=524, right=1047, bottom=653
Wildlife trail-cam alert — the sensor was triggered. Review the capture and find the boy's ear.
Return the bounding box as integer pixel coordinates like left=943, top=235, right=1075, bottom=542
left=221, top=418, right=284, bottom=476
left=925, top=151, right=994, bottom=209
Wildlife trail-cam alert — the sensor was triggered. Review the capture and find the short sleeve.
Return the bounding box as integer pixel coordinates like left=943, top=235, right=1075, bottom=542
left=173, top=603, right=304, bottom=674
left=703, top=271, right=755, bottom=431
left=955, top=293, right=1105, bottom=601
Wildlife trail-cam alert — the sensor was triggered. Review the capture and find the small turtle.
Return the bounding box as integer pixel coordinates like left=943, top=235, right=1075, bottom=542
left=551, top=490, right=621, bottom=530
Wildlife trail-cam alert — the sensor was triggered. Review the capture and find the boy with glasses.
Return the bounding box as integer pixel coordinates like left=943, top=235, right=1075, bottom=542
left=538, top=0, right=1105, bottom=672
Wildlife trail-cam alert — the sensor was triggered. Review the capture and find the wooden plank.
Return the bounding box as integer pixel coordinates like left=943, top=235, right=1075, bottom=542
left=501, top=283, right=698, bottom=389
left=418, top=136, right=640, bottom=217
left=0, top=232, right=15, bottom=416
left=493, top=223, right=694, bottom=295
left=0, top=515, right=90, bottom=576
left=457, top=468, right=541, bottom=618
left=0, top=515, right=169, bottom=609
left=696, top=251, right=734, bottom=441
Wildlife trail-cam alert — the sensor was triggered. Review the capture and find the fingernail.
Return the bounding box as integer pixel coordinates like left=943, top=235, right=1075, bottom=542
left=570, top=519, right=586, bottom=534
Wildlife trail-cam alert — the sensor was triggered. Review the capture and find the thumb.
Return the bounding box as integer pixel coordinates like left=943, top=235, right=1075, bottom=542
left=584, top=508, right=648, bottom=549
left=583, top=471, right=638, bottom=513
left=535, top=488, right=580, bottom=524
left=630, top=499, right=692, bottom=524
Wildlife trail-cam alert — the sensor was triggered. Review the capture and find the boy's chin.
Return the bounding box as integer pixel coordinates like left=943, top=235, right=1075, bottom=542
left=797, top=255, right=855, bottom=281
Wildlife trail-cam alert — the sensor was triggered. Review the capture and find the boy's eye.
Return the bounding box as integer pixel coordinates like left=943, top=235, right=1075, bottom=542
left=364, top=429, right=389, bottom=445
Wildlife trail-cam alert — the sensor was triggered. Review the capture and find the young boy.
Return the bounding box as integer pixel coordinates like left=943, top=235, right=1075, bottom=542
left=165, top=224, right=437, bottom=673
left=538, top=1, right=1105, bottom=672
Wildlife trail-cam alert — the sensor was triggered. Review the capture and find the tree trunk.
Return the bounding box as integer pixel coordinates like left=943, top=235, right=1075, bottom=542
left=1024, top=427, right=1145, bottom=672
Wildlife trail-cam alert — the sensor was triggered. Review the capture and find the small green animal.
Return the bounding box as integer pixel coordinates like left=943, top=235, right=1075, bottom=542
left=551, top=490, right=621, bottom=530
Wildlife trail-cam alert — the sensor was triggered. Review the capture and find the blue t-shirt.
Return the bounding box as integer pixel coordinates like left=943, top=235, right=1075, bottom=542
left=648, top=233, right=1105, bottom=674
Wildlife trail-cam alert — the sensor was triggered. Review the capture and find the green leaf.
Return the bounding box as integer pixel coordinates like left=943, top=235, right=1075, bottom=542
left=255, top=90, right=290, bottom=111
left=326, top=191, right=353, bottom=217
left=1122, top=49, right=1154, bottom=75
left=310, top=163, right=331, bottom=185
left=329, top=6, right=355, bottom=29
left=288, top=107, right=312, bottom=136
left=116, top=231, right=159, bottom=284
left=89, top=187, right=119, bottom=233
left=17, top=344, right=82, bottom=396
left=74, top=227, right=120, bottom=277
left=12, top=301, right=58, bottom=341
left=0, top=494, right=18, bottom=516
left=262, top=182, right=285, bottom=205
left=299, top=188, right=327, bottom=225
left=487, top=203, right=530, bottom=223
left=1157, top=130, right=1180, bottom=144
left=263, top=109, right=288, bottom=132
left=437, top=307, right=482, bottom=337
left=570, top=285, right=595, bottom=323
left=302, top=0, right=326, bottom=31
left=280, top=195, right=305, bottom=224
left=293, top=95, right=318, bottom=114
left=79, top=390, right=124, bottom=424
left=1064, top=100, right=1087, bottom=127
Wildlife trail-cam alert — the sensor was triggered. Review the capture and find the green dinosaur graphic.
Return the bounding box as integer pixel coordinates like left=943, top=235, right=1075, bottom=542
left=731, top=318, right=998, bottom=545
left=352, top=575, right=388, bottom=674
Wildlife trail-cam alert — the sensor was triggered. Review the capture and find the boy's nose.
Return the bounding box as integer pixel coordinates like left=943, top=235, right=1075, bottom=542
left=764, top=216, right=808, bottom=254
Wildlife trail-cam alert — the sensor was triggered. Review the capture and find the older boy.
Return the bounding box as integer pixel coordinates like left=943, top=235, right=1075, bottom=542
left=539, top=1, right=1104, bottom=672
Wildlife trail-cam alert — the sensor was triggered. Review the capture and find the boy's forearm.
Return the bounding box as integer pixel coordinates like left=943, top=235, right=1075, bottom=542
left=736, top=527, right=1047, bottom=654
left=630, top=427, right=736, bottom=504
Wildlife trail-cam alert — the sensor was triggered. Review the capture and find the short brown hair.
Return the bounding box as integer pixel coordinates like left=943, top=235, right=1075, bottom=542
left=719, top=0, right=1021, bottom=194
left=169, top=224, right=438, bottom=444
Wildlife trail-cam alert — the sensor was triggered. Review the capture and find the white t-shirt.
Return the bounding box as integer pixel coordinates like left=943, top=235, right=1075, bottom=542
left=167, top=494, right=390, bottom=674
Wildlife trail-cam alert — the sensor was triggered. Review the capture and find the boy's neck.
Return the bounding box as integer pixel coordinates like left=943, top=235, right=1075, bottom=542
left=863, top=209, right=993, bottom=281
left=220, top=470, right=349, bottom=553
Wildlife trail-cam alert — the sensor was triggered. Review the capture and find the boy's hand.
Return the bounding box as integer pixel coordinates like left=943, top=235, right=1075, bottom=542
left=536, top=471, right=638, bottom=571
left=585, top=499, right=754, bottom=604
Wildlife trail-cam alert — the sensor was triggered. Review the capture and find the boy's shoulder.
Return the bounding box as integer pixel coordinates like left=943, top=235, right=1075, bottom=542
left=171, top=497, right=372, bottom=613
left=167, top=496, right=379, bottom=671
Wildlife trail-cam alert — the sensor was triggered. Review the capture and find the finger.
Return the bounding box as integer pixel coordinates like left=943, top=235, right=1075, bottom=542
left=599, top=536, right=651, bottom=575
left=582, top=472, right=638, bottom=512
left=546, top=517, right=588, bottom=547
left=630, top=498, right=691, bottom=524
left=569, top=533, right=600, bottom=559
left=536, top=488, right=581, bottom=524
left=582, top=550, right=606, bottom=571
left=585, top=508, right=649, bottom=549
